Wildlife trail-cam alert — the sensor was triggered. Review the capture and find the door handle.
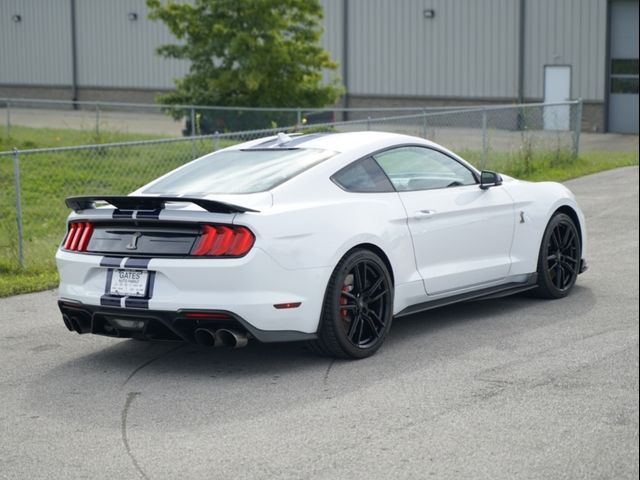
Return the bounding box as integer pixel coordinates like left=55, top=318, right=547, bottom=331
left=414, top=209, right=436, bottom=219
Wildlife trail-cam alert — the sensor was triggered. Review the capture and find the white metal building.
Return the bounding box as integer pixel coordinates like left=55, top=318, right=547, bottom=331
left=0, top=0, right=638, bottom=133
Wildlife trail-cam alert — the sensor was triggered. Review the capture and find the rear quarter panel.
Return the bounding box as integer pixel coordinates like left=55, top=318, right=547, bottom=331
left=245, top=180, right=416, bottom=274
left=234, top=174, right=425, bottom=313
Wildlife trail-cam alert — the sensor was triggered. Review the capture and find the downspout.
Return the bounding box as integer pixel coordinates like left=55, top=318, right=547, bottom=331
left=70, top=0, right=79, bottom=109
left=517, top=0, right=525, bottom=104
left=516, top=0, right=526, bottom=130
left=603, top=0, right=611, bottom=132
left=342, top=0, right=349, bottom=121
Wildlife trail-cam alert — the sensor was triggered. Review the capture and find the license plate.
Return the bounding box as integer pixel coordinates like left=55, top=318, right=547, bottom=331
left=110, top=269, right=149, bottom=297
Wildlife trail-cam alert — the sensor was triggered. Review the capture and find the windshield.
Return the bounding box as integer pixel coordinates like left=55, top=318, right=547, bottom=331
left=143, top=148, right=336, bottom=195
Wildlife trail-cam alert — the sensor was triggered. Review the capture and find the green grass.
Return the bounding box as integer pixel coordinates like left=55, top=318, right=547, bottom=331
left=1, top=124, right=168, bottom=151
left=0, top=132, right=229, bottom=297
left=464, top=149, right=639, bottom=182
left=0, top=132, right=637, bottom=297
left=0, top=266, right=59, bottom=297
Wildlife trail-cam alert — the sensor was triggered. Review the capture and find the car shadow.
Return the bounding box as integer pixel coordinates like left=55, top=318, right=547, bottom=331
left=48, top=284, right=596, bottom=380
left=385, top=284, right=596, bottom=349
left=23, top=284, right=596, bottom=426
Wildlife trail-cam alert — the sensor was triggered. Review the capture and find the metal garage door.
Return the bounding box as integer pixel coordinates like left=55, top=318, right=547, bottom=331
left=608, top=1, right=639, bottom=134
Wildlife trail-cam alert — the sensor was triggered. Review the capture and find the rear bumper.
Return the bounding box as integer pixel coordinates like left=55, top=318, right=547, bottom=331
left=56, top=248, right=332, bottom=336
left=58, top=300, right=316, bottom=343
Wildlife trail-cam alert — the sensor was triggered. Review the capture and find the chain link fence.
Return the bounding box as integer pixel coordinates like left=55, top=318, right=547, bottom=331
left=0, top=100, right=581, bottom=274
left=1, top=97, right=354, bottom=137
left=325, top=101, right=583, bottom=172
left=1, top=97, right=538, bottom=137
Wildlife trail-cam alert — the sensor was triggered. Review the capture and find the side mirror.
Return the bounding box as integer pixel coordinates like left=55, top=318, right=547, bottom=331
left=480, top=170, right=503, bottom=190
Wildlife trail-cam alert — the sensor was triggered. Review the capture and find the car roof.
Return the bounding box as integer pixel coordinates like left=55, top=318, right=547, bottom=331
left=230, top=131, right=438, bottom=154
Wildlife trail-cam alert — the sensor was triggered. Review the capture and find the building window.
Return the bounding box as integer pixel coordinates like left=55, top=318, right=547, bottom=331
left=610, top=59, right=639, bottom=94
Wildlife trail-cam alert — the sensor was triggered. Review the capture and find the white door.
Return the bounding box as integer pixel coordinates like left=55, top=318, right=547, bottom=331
left=544, top=66, right=571, bottom=130
left=374, top=146, right=515, bottom=295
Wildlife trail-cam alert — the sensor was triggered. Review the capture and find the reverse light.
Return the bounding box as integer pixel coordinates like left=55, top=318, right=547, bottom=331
left=63, top=222, right=94, bottom=252
left=191, top=225, right=255, bottom=257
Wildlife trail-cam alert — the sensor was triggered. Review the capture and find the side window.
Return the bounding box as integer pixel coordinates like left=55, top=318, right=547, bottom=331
left=374, top=146, right=476, bottom=191
left=332, top=157, right=395, bottom=193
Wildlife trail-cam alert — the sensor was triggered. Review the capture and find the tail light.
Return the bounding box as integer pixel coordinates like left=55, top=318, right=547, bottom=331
left=191, top=224, right=255, bottom=257
left=63, top=222, right=94, bottom=252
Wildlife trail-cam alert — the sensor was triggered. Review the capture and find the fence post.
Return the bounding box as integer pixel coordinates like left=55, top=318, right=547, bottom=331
left=572, top=98, right=583, bottom=157
left=12, top=148, right=25, bottom=269
left=214, top=131, right=220, bottom=151
left=95, top=103, right=100, bottom=138
left=190, top=108, right=197, bottom=159
left=6, top=100, right=11, bottom=138
left=367, top=116, right=371, bottom=131
left=481, top=111, right=488, bottom=170
left=296, top=107, right=302, bottom=127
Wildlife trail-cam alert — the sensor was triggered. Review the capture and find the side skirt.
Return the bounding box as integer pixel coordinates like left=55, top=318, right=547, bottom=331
left=395, top=273, right=538, bottom=318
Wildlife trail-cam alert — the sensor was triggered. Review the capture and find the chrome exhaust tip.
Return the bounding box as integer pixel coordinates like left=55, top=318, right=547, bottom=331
left=62, top=314, right=75, bottom=332
left=66, top=315, right=83, bottom=334
left=215, top=329, right=248, bottom=349
left=194, top=328, right=221, bottom=347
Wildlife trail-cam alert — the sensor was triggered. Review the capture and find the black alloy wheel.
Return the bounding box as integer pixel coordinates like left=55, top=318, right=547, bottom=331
left=310, top=249, right=393, bottom=358
left=533, top=213, right=581, bottom=299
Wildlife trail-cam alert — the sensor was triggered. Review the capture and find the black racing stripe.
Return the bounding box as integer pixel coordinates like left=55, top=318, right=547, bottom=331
left=283, top=133, right=329, bottom=146
left=136, top=209, right=162, bottom=220
left=147, top=271, right=156, bottom=299
left=121, top=271, right=154, bottom=309
left=100, top=256, right=123, bottom=267
left=113, top=209, right=134, bottom=219
left=250, top=138, right=279, bottom=148
left=100, top=295, right=122, bottom=307
left=124, top=297, right=149, bottom=309
left=124, top=257, right=151, bottom=269
left=248, top=133, right=329, bottom=149
left=104, top=269, right=114, bottom=294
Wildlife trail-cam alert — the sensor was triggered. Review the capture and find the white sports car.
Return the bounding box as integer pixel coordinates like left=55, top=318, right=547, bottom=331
left=57, top=131, right=587, bottom=358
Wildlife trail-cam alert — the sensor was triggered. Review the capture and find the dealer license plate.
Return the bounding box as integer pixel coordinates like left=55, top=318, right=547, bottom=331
left=109, top=269, right=149, bottom=297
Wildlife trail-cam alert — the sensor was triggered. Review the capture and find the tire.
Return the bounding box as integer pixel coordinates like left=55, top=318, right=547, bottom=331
left=309, top=249, right=394, bottom=359
left=532, top=212, right=581, bottom=299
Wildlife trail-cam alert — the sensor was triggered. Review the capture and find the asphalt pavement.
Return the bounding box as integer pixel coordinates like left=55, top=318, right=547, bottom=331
left=0, top=167, right=638, bottom=480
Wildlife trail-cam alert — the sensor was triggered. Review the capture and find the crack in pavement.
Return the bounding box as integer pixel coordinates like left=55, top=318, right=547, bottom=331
left=323, top=359, right=336, bottom=386
left=121, top=391, right=149, bottom=480
left=122, top=344, right=185, bottom=387
left=118, top=345, right=186, bottom=479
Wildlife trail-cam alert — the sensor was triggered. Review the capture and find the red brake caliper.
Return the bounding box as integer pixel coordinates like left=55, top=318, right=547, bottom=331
left=340, top=286, right=349, bottom=318
left=340, top=274, right=354, bottom=318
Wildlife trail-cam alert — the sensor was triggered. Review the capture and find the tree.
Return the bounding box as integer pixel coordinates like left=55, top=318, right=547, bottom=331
left=146, top=0, right=343, bottom=132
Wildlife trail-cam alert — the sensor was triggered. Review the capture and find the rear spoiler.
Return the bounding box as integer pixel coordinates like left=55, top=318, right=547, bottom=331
left=65, top=196, right=259, bottom=214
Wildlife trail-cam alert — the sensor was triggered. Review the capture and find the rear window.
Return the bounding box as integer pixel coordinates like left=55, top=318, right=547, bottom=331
left=331, top=157, right=394, bottom=193
left=143, top=148, right=336, bottom=195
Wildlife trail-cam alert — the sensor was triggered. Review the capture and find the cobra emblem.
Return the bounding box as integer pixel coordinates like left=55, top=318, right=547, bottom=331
left=126, top=232, right=142, bottom=250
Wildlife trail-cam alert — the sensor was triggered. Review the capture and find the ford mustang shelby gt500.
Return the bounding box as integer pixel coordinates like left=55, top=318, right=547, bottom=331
left=57, top=131, right=587, bottom=358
